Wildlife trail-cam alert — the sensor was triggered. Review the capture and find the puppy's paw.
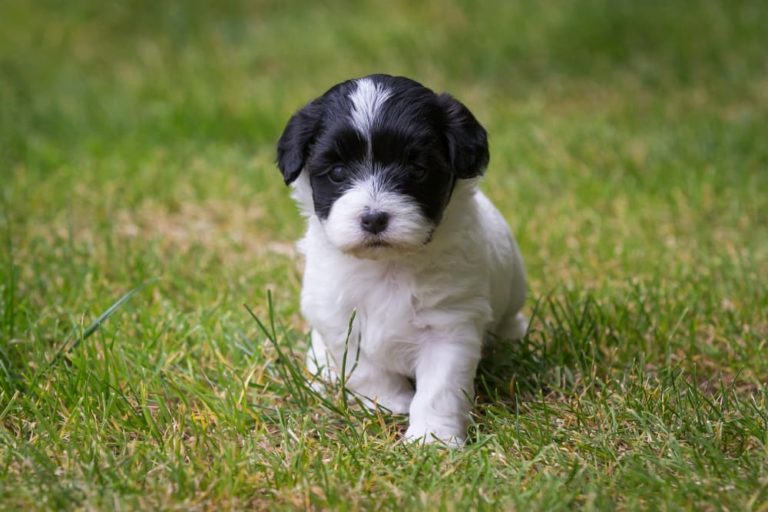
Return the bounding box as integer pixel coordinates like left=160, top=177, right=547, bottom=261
left=361, top=389, right=415, bottom=415
left=404, top=424, right=465, bottom=448
left=305, top=370, right=337, bottom=396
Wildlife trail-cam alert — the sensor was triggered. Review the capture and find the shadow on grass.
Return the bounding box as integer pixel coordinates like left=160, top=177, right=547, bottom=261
left=475, top=292, right=622, bottom=407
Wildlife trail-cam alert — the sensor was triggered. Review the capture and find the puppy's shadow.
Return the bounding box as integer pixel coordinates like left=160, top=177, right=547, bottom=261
left=475, top=293, right=615, bottom=408
left=475, top=334, right=552, bottom=406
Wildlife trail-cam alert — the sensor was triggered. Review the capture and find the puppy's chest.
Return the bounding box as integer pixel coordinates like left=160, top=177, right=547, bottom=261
left=355, top=272, right=417, bottom=341
left=321, top=265, right=424, bottom=363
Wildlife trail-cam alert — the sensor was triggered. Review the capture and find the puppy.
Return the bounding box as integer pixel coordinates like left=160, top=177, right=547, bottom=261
left=276, top=74, right=527, bottom=446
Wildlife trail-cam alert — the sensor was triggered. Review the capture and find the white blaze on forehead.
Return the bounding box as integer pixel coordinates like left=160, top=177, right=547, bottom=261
left=348, top=78, right=391, bottom=135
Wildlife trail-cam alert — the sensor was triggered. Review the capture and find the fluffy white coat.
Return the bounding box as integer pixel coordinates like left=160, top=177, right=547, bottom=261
left=292, top=171, right=527, bottom=446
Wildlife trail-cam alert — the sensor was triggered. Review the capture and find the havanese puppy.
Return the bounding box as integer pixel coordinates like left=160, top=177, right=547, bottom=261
left=276, top=74, right=527, bottom=446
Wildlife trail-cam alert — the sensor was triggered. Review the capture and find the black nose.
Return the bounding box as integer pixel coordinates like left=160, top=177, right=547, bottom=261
left=360, top=211, right=390, bottom=234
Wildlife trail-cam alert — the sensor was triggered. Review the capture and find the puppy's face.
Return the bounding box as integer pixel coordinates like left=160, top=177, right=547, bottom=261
left=277, top=75, right=489, bottom=259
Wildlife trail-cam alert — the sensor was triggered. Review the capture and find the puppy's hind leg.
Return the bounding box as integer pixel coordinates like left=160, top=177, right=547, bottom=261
left=499, top=311, right=529, bottom=341
left=492, top=305, right=529, bottom=343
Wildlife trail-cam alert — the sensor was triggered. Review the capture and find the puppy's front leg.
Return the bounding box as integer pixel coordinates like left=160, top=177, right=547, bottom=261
left=306, top=330, right=415, bottom=414
left=346, top=363, right=415, bottom=415
left=405, top=338, right=481, bottom=447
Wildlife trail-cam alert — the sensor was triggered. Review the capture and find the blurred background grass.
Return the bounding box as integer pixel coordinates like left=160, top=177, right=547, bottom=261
left=2, top=0, right=765, bottom=338
left=1, top=0, right=767, bottom=509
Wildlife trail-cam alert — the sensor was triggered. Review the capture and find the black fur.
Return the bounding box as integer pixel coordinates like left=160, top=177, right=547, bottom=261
left=276, top=96, right=327, bottom=184
left=276, top=74, right=489, bottom=223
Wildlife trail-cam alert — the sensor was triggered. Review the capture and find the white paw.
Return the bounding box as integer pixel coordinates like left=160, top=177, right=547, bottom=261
left=404, top=424, right=466, bottom=448
left=360, top=389, right=415, bottom=415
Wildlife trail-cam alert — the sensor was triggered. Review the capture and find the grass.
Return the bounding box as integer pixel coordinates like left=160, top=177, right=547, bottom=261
left=1, top=0, right=767, bottom=509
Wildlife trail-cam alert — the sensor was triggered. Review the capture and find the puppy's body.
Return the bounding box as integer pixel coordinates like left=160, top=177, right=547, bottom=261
left=277, top=75, right=527, bottom=445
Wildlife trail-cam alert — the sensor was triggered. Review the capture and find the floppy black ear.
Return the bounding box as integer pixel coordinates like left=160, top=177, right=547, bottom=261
left=276, top=98, right=325, bottom=184
left=437, top=93, right=489, bottom=178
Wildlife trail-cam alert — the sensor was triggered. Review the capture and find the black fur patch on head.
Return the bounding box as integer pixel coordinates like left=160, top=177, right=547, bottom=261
left=276, top=96, right=326, bottom=185
left=276, top=74, right=489, bottom=223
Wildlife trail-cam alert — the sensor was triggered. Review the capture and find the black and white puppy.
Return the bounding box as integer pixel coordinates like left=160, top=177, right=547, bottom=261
left=277, top=74, right=527, bottom=446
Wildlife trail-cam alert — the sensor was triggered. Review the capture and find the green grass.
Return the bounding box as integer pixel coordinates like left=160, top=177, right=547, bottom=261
left=1, top=0, right=767, bottom=509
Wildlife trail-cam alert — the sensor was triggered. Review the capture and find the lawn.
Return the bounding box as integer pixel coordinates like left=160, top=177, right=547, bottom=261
left=1, top=0, right=767, bottom=509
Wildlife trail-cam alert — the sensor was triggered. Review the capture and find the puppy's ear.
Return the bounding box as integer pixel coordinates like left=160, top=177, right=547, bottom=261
left=437, top=93, right=489, bottom=178
left=276, top=98, right=325, bottom=185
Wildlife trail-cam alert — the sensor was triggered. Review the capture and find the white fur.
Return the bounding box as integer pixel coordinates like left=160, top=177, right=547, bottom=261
left=295, top=176, right=527, bottom=446
left=324, top=175, right=433, bottom=258
left=348, top=78, right=391, bottom=137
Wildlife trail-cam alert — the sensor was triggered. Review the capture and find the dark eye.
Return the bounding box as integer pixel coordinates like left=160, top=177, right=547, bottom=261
left=410, top=166, right=429, bottom=183
left=327, top=166, right=347, bottom=184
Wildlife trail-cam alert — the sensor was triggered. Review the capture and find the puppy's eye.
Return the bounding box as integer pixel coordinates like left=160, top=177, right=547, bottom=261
left=410, top=166, right=429, bottom=183
left=327, top=166, right=347, bottom=184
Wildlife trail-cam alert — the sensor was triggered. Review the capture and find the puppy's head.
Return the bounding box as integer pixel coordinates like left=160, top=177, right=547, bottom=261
left=277, top=74, right=488, bottom=259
